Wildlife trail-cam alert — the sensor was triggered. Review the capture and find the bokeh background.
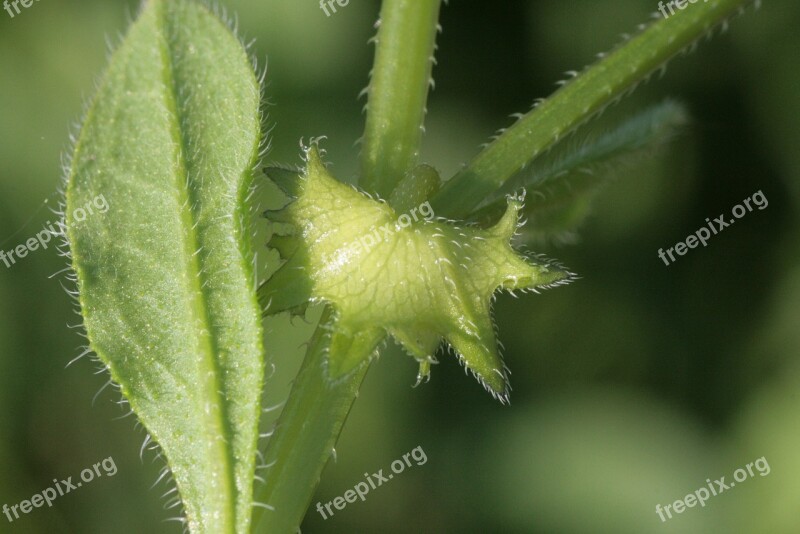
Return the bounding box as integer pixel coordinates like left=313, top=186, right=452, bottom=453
left=1, top=0, right=799, bottom=532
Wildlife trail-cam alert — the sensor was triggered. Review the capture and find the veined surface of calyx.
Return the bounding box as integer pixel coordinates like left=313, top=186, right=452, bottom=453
left=261, top=146, right=574, bottom=403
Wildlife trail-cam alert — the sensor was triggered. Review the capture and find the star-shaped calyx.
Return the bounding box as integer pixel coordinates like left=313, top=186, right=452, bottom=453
left=260, top=145, right=574, bottom=402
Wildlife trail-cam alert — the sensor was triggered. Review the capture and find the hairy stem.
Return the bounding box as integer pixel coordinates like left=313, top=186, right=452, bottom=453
left=360, top=0, right=442, bottom=201
left=431, top=0, right=755, bottom=219
left=252, top=308, right=380, bottom=533
left=254, top=1, right=442, bottom=530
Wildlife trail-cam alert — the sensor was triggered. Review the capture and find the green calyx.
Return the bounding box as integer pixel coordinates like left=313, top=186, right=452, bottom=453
left=260, top=145, right=574, bottom=402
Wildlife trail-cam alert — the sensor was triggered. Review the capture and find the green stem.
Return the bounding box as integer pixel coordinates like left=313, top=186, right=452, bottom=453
left=252, top=307, right=380, bottom=533
left=254, top=1, right=442, bottom=531
left=360, top=0, right=442, bottom=200
left=430, top=0, right=754, bottom=219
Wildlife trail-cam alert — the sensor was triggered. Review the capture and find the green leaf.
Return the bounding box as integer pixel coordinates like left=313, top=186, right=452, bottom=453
left=471, top=100, right=689, bottom=242
left=260, top=146, right=573, bottom=401
left=64, top=1, right=263, bottom=532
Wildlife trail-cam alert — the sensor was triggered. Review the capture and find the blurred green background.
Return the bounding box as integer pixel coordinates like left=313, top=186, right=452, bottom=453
left=1, top=1, right=799, bottom=532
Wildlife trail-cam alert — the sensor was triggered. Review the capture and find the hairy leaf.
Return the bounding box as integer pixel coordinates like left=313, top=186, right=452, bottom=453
left=64, top=1, right=263, bottom=532
left=471, top=100, right=688, bottom=242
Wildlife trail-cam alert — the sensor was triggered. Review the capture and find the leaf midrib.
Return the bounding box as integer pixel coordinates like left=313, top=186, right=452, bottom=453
left=157, top=3, right=237, bottom=527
